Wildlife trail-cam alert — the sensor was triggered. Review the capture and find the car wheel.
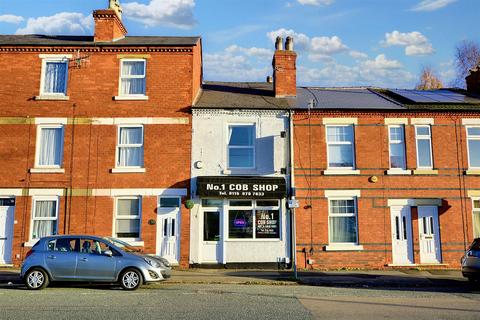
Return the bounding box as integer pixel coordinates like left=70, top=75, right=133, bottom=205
left=25, top=268, right=49, bottom=290
left=120, top=268, right=143, bottom=290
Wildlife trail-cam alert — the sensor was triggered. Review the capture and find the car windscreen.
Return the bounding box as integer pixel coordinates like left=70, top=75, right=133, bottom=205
left=103, top=237, right=140, bottom=253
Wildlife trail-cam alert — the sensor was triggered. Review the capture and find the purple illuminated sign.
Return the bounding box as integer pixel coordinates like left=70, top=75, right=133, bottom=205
left=233, top=218, right=247, bottom=227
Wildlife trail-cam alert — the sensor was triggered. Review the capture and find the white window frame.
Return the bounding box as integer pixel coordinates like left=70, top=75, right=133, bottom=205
left=115, top=125, right=144, bottom=169
left=327, top=197, right=359, bottom=247
left=34, top=124, right=65, bottom=169
left=466, top=126, right=480, bottom=170
left=473, top=198, right=480, bottom=238
left=113, top=196, right=142, bottom=241
left=388, top=125, right=407, bottom=170
left=415, top=125, right=433, bottom=169
left=227, top=123, right=256, bottom=170
left=118, top=59, right=147, bottom=98
left=39, top=57, right=69, bottom=97
left=325, top=125, right=356, bottom=170
left=30, top=196, right=59, bottom=241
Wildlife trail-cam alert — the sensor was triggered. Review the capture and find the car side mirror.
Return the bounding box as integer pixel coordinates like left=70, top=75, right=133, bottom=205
left=104, top=250, right=113, bottom=257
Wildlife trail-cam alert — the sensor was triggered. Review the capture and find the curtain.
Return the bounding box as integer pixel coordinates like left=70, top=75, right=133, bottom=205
left=329, top=216, right=357, bottom=243
left=39, top=128, right=62, bottom=166
left=118, top=127, right=143, bottom=167
left=32, top=200, right=57, bottom=239
left=44, top=62, right=67, bottom=94
left=117, top=198, right=139, bottom=216
left=121, top=61, right=145, bottom=95
left=474, top=212, right=480, bottom=238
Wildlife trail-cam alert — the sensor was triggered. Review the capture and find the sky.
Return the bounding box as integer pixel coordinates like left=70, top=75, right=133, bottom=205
left=0, top=0, right=477, bottom=88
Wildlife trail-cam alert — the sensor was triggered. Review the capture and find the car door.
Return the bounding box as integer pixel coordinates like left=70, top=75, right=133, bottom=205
left=44, top=237, right=79, bottom=280
left=75, top=238, right=117, bottom=281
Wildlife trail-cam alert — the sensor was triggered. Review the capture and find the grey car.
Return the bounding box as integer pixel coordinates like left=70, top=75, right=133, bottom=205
left=21, top=235, right=171, bottom=290
left=461, top=238, right=480, bottom=282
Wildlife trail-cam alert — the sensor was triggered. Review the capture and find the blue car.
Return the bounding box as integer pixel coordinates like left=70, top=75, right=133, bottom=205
left=21, top=235, right=171, bottom=290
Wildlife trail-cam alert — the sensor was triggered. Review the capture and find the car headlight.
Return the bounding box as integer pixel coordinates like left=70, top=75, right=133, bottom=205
left=158, top=257, right=171, bottom=268
left=144, top=257, right=160, bottom=268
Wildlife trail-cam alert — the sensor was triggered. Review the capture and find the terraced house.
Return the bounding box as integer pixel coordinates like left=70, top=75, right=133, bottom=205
left=0, top=2, right=202, bottom=267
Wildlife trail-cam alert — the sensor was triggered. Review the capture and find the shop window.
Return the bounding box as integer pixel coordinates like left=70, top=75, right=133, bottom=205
left=228, top=200, right=280, bottom=240
left=116, top=125, right=144, bottom=168
left=388, top=125, right=406, bottom=169
left=115, top=197, right=141, bottom=239
left=31, top=197, right=59, bottom=240
left=228, top=210, right=253, bottom=238
left=119, top=59, right=146, bottom=96
left=204, top=211, right=220, bottom=241
left=473, top=199, right=480, bottom=238
left=415, top=125, right=433, bottom=169
left=328, top=198, right=358, bottom=244
left=326, top=125, right=355, bottom=169
left=228, top=125, right=255, bottom=169
left=467, top=127, right=480, bottom=169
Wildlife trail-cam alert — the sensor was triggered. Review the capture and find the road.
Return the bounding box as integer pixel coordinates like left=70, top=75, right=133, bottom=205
left=0, top=283, right=479, bottom=320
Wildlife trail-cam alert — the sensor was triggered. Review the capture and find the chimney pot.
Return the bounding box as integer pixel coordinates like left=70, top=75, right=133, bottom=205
left=275, top=36, right=284, bottom=51
left=285, top=36, right=294, bottom=51
left=266, top=76, right=273, bottom=83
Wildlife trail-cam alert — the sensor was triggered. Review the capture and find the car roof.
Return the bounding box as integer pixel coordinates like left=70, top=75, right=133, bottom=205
left=40, top=235, right=107, bottom=241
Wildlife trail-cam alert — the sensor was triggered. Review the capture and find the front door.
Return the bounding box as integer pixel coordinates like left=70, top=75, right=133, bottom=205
left=390, top=206, right=414, bottom=265
left=418, top=206, right=441, bottom=264
left=202, top=210, right=222, bottom=263
left=0, top=205, right=14, bottom=264
left=157, top=197, right=181, bottom=264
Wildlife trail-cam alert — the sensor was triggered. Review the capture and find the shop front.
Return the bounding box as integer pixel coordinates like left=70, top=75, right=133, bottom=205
left=190, top=176, right=290, bottom=266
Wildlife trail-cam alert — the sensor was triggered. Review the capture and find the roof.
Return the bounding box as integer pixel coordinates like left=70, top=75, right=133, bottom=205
left=295, top=87, right=404, bottom=110
left=0, top=35, right=200, bottom=46
left=194, top=82, right=291, bottom=110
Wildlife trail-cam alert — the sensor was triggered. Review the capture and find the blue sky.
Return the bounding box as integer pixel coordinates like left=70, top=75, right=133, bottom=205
left=0, top=0, right=476, bottom=88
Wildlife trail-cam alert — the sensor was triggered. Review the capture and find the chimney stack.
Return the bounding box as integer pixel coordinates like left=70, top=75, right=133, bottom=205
left=466, top=64, right=480, bottom=94
left=93, top=0, right=127, bottom=42
left=272, top=36, right=297, bottom=97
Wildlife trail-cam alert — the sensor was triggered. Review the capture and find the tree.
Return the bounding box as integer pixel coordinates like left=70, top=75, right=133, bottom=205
left=453, top=40, right=480, bottom=88
left=415, top=66, right=443, bottom=90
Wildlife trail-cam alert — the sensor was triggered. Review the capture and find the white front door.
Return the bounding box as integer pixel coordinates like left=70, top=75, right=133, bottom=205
left=390, top=206, right=414, bottom=265
left=0, top=205, right=15, bottom=265
left=418, top=206, right=441, bottom=264
left=157, top=197, right=181, bottom=264
left=201, top=210, right=222, bottom=263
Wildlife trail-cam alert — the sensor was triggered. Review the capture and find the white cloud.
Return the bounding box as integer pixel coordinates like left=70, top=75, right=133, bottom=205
left=349, top=50, right=368, bottom=60
left=384, top=30, right=435, bottom=56
left=412, top=0, right=457, bottom=12
left=310, top=36, right=348, bottom=55
left=15, top=12, right=92, bottom=35
left=123, top=0, right=195, bottom=29
left=297, top=0, right=335, bottom=6
left=0, top=14, right=24, bottom=24
left=362, top=54, right=402, bottom=70
left=225, top=45, right=272, bottom=59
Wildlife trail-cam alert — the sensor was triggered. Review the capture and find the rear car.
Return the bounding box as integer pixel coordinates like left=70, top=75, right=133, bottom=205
left=461, top=238, right=480, bottom=282
left=21, top=235, right=171, bottom=290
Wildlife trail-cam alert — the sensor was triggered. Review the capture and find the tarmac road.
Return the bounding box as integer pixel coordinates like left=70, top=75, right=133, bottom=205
left=1, top=283, right=479, bottom=320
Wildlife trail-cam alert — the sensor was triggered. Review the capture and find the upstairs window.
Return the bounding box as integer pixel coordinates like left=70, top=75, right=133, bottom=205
left=228, top=125, right=255, bottom=169
left=326, top=125, right=355, bottom=169
left=467, top=127, right=480, bottom=169
left=119, top=59, right=146, bottom=96
left=40, top=59, right=68, bottom=96
left=36, top=125, right=64, bottom=168
left=415, top=125, right=433, bottom=169
left=116, top=126, right=144, bottom=168
left=388, top=125, right=406, bottom=169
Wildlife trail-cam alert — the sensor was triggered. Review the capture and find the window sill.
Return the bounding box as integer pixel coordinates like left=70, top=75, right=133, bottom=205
left=24, top=239, right=40, bottom=247
left=114, top=95, right=149, bottom=101
left=323, top=169, right=360, bottom=175
left=413, top=169, right=438, bottom=175
left=325, top=244, right=364, bottom=251
left=35, top=95, right=69, bottom=101
left=386, top=169, right=412, bottom=175
left=466, top=170, right=480, bottom=175
left=111, top=168, right=146, bottom=173
left=30, top=168, right=65, bottom=174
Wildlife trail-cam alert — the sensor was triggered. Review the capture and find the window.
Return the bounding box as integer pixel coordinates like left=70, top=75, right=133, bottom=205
left=388, top=125, right=406, bottom=169
left=40, top=58, right=68, bottom=96
left=204, top=211, right=220, bottom=241
left=467, top=127, right=480, bottom=169
left=36, top=125, right=64, bottom=168
left=31, top=197, right=59, bottom=240
left=415, top=125, right=433, bottom=169
left=115, top=197, right=141, bottom=239
left=473, top=199, right=480, bottom=238
left=228, top=125, right=255, bottom=168
left=328, top=198, right=358, bottom=244
left=80, top=238, right=115, bottom=256
left=117, top=126, right=144, bottom=168
left=47, top=238, right=77, bottom=252
left=326, top=125, right=355, bottom=169
left=228, top=200, right=280, bottom=239
left=159, top=197, right=180, bottom=208
left=119, top=59, right=146, bottom=96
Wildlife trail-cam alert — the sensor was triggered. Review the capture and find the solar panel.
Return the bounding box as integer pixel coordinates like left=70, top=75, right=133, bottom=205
left=390, top=89, right=470, bottom=104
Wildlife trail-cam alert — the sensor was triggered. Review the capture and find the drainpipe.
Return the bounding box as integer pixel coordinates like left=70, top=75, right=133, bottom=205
left=288, top=109, right=297, bottom=280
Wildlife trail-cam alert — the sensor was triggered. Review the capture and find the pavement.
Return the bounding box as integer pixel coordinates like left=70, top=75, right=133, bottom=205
left=0, top=266, right=470, bottom=289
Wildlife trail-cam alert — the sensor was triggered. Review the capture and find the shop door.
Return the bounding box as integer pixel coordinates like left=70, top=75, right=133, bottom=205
left=0, top=205, right=14, bottom=264
left=157, top=198, right=180, bottom=264
left=418, top=206, right=441, bottom=264
left=390, top=206, right=414, bottom=265
left=202, top=210, right=222, bottom=263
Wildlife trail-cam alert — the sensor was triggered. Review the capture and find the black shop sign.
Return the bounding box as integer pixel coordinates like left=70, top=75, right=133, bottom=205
left=197, top=176, right=287, bottom=199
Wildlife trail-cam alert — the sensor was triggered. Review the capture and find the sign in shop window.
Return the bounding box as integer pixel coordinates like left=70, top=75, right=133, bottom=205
left=255, top=210, right=279, bottom=238
left=228, top=210, right=253, bottom=238
left=228, top=207, right=280, bottom=239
